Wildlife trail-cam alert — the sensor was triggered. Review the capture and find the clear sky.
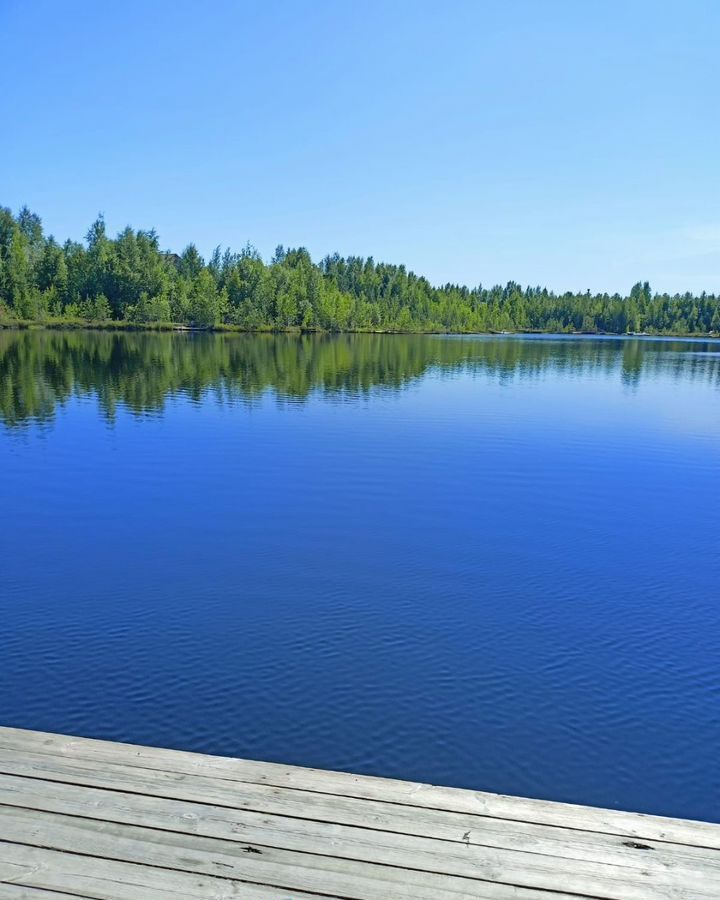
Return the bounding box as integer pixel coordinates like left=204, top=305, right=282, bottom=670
left=3, top=0, right=719, bottom=295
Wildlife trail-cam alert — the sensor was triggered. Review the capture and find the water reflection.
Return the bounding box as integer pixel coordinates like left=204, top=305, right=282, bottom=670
left=1, top=329, right=718, bottom=427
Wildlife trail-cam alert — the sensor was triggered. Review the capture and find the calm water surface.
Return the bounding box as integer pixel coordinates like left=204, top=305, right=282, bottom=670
left=1, top=330, right=719, bottom=821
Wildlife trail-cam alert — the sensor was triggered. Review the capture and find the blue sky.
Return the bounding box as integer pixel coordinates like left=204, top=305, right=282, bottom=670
left=3, top=0, right=719, bottom=294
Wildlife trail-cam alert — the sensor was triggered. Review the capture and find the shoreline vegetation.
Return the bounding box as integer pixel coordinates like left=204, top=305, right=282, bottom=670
left=2, top=205, right=719, bottom=337
left=2, top=320, right=719, bottom=339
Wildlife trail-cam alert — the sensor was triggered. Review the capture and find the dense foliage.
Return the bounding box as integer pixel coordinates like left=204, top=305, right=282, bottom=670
left=1, top=206, right=719, bottom=334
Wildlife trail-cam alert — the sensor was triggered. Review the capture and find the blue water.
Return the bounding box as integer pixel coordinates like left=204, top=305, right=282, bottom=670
left=1, top=331, right=719, bottom=822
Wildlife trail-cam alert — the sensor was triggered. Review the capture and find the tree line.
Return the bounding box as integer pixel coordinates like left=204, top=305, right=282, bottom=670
left=1, top=205, right=719, bottom=334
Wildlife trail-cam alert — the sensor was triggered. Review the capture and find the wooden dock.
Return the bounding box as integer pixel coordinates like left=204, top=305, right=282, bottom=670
left=0, top=727, right=718, bottom=898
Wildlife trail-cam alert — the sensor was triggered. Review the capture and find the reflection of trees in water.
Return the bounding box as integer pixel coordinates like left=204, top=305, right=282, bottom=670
left=1, top=331, right=719, bottom=427
left=621, top=340, right=645, bottom=388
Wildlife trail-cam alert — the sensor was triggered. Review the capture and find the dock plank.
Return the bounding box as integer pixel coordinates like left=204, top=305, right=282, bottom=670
left=1, top=727, right=719, bottom=899
left=2, top=774, right=720, bottom=893
left=1, top=726, right=717, bottom=850
left=0, top=841, right=335, bottom=900
left=5, top=800, right=715, bottom=900
left=0, top=886, right=93, bottom=900
left=3, top=745, right=719, bottom=865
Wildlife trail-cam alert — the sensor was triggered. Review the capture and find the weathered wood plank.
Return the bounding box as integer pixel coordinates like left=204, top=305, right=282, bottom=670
left=2, top=772, right=719, bottom=891
left=3, top=742, right=720, bottom=875
left=1, top=808, right=595, bottom=900
left=0, top=886, right=93, bottom=900
left=0, top=841, right=336, bottom=900
left=0, top=726, right=716, bottom=849
left=1, top=727, right=719, bottom=900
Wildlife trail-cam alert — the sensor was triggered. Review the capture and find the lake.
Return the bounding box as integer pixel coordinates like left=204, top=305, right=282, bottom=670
left=1, top=330, right=719, bottom=822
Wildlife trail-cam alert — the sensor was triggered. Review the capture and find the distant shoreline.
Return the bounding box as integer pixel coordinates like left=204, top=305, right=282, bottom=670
left=1, top=319, right=719, bottom=340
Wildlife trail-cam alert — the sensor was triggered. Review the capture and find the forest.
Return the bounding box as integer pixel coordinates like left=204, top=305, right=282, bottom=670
left=1, top=205, right=719, bottom=335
